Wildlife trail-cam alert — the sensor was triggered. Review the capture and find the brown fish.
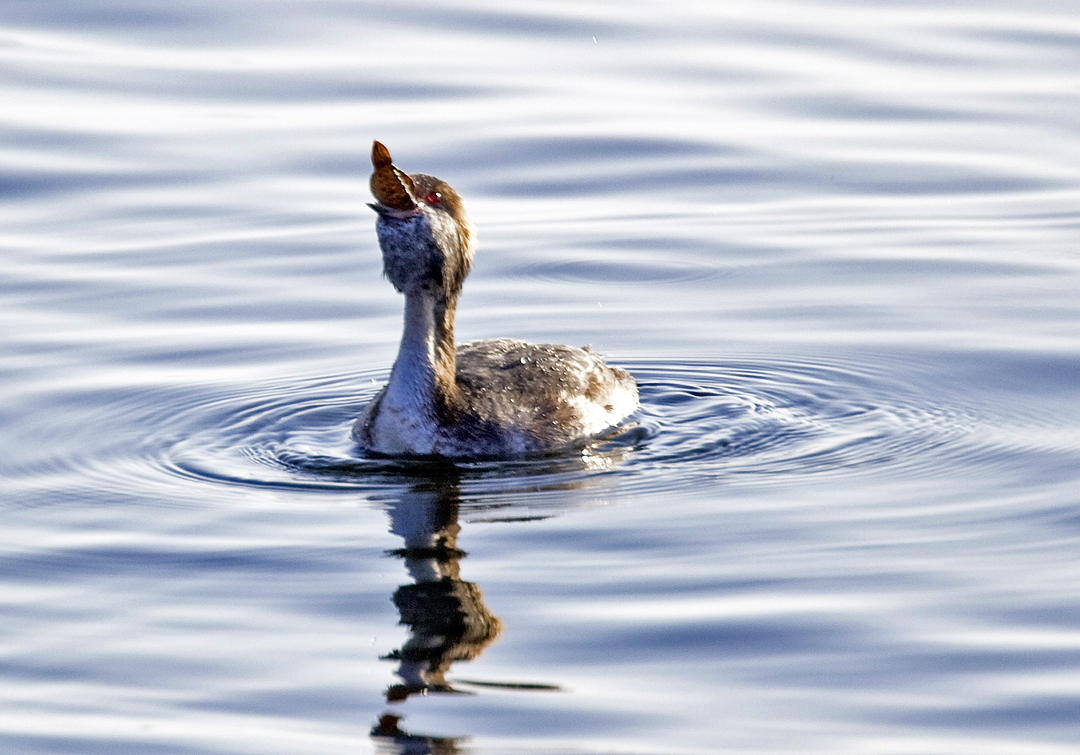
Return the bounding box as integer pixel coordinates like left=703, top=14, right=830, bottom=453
left=369, top=140, right=417, bottom=211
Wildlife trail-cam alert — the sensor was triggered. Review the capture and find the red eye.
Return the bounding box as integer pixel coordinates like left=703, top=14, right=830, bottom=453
left=424, top=191, right=442, bottom=206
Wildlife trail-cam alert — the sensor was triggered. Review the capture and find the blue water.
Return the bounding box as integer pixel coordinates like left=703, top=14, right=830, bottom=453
left=3, top=1, right=1080, bottom=753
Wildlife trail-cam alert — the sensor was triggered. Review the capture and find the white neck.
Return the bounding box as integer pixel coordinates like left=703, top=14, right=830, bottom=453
left=365, top=289, right=460, bottom=455
left=383, top=292, right=440, bottom=416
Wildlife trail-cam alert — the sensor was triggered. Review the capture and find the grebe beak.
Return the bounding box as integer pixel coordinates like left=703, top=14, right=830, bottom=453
left=367, top=201, right=419, bottom=219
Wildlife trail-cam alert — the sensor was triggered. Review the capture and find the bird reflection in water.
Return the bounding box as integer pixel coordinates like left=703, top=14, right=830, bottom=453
left=372, top=712, right=463, bottom=755
left=367, top=441, right=637, bottom=752
left=370, top=466, right=570, bottom=753
left=382, top=474, right=503, bottom=703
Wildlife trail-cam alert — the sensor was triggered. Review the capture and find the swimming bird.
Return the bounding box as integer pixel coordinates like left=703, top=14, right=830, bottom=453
left=353, top=141, right=638, bottom=458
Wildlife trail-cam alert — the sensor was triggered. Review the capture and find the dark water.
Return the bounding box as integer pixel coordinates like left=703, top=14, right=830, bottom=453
left=3, top=1, right=1080, bottom=752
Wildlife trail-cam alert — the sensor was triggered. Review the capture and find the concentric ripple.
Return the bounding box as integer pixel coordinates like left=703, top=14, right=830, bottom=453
left=626, top=356, right=975, bottom=494
left=163, top=354, right=988, bottom=501
left=13, top=353, right=1024, bottom=511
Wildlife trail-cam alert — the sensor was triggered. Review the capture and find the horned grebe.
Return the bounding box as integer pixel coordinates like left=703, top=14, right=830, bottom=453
left=353, top=141, right=638, bottom=458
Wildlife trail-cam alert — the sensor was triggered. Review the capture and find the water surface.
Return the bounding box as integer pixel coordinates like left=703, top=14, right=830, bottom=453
left=3, top=1, right=1080, bottom=753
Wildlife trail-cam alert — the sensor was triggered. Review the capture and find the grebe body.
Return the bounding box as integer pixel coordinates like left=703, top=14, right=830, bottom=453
left=353, top=142, right=638, bottom=458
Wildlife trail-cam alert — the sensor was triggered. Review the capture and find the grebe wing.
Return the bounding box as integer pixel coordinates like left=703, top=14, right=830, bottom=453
left=455, top=338, right=637, bottom=434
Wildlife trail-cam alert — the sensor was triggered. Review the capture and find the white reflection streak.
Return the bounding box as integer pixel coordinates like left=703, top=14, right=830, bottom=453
left=558, top=593, right=898, bottom=622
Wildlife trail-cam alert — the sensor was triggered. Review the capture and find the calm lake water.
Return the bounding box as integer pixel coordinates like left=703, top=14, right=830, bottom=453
left=3, top=1, right=1080, bottom=753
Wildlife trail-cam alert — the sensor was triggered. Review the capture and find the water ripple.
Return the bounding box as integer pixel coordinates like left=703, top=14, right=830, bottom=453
left=626, top=357, right=975, bottom=493
left=14, top=353, right=1039, bottom=512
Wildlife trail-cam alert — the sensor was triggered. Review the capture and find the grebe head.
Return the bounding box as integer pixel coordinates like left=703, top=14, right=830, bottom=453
left=368, top=141, right=473, bottom=299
